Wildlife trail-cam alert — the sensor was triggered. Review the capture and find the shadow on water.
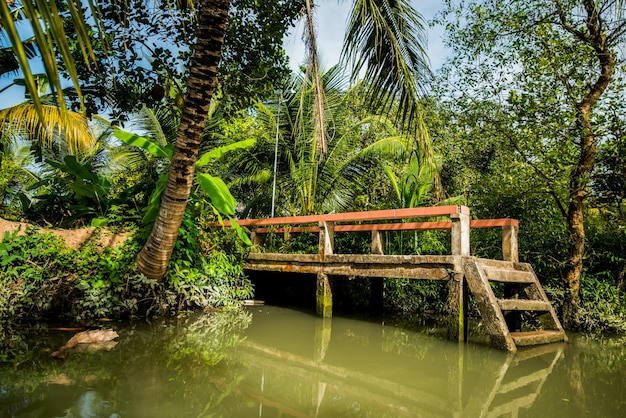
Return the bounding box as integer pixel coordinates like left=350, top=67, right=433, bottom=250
left=1, top=306, right=626, bottom=417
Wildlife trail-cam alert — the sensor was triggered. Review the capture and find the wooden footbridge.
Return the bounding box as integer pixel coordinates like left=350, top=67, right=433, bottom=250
left=226, top=205, right=567, bottom=352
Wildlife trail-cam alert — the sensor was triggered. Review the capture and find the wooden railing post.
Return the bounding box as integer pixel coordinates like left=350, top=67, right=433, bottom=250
left=250, top=229, right=262, bottom=252
left=318, top=221, right=334, bottom=258
left=451, top=213, right=470, bottom=256
left=502, top=224, right=519, bottom=262
left=371, top=230, right=385, bottom=255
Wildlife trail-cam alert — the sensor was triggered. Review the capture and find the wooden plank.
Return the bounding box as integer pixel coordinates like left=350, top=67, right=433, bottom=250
left=248, top=253, right=321, bottom=262
left=447, top=272, right=468, bottom=342
left=484, top=268, right=535, bottom=283
left=451, top=213, right=470, bottom=256
left=510, top=331, right=566, bottom=346
left=319, top=221, right=334, bottom=258
left=474, top=258, right=521, bottom=270
left=246, top=253, right=457, bottom=280
left=497, top=299, right=551, bottom=311
left=248, top=253, right=456, bottom=265
left=502, top=224, right=519, bottom=262
left=371, top=230, right=385, bottom=255
left=516, top=264, right=568, bottom=338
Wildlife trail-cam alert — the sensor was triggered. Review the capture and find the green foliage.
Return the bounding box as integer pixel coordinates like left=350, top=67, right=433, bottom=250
left=220, top=67, right=438, bottom=218
left=384, top=279, right=448, bottom=314
left=578, top=274, right=626, bottom=333
left=432, top=0, right=626, bottom=331
left=26, top=155, right=111, bottom=225
left=0, top=223, right=253, bottom=321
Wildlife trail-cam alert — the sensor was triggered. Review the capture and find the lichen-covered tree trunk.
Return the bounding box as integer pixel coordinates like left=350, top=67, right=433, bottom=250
left=136, top=0, right=231, bottom=280
left=560, top=0, right=615, bottom=328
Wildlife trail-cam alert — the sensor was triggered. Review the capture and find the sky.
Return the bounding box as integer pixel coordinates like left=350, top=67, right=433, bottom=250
left=283, top=0, right=449, bottom=74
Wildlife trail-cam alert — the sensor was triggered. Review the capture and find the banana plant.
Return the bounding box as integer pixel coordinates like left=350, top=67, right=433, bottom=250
left=113, top=128, right=254, bottom=245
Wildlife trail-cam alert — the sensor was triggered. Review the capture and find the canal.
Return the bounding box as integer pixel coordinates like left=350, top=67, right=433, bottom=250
left=1, top=305, right=625, bottom=417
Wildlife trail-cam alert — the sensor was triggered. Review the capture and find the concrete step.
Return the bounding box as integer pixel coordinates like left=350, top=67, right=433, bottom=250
left=484, top=268, right=536, bottom=283
left=498, top=299, right=551, bottom=311
left=510, top=330, right=566, bottom=347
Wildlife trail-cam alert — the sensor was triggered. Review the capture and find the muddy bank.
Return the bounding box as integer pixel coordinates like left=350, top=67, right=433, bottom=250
left=0, top=218, right=131, bottom=250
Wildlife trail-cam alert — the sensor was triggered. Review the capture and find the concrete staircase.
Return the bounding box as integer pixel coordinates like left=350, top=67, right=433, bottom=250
left=464, top=257, right=567, bottom=352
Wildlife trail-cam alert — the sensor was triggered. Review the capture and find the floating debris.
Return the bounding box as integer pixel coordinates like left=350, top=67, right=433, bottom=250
left=51, top=329, right=119, bottom=359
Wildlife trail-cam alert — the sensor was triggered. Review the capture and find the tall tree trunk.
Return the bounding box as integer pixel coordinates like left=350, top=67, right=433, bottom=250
left=136, top=0, right=231, bottom=280
left=560, top=0, right=615, bottom=328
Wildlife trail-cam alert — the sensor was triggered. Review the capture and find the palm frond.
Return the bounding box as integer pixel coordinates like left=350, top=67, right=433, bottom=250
left=0, top=0, right=43, bottom=114
left=0, top=103, right=95, bottom=153
left=1, top=0, right=99, bottom=114
left=359, top=135, right=411, bottom=159
left=342, top=0, right=431, bottom=129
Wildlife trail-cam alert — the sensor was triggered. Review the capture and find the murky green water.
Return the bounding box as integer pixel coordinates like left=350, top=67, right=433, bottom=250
left=1, top=306, right=625, bottom=417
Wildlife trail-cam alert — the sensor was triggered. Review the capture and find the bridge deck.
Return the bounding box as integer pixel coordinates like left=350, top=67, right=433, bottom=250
left=246, top=253, right=457, bottom=280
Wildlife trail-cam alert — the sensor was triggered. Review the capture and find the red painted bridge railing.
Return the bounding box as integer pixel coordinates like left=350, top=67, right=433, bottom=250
left=221, top=205, right=519, bottom=262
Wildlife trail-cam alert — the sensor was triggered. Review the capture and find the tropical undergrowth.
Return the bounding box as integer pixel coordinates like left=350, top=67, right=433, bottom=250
left=0, top=219, right=253, bottom=323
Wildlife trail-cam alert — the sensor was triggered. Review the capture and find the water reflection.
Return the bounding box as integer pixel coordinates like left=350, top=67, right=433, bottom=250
left=1, top=307, right=625, bottom=417
left=236, top=308, right=566, bottom=418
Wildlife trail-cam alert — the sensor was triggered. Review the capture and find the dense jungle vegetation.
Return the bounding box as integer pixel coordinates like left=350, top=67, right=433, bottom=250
left=0, top=0, right=624, bottom=333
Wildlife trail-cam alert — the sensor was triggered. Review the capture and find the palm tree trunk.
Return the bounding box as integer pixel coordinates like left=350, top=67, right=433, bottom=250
left=136, top=0, right=231, bottom=280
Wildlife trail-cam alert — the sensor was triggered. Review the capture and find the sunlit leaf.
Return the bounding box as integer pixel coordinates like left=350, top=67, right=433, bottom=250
left=113, top=129, right=173, bottom=159
left=196, top=138, right=256, bottom=167
left=197, top=173, right=236, bottom=216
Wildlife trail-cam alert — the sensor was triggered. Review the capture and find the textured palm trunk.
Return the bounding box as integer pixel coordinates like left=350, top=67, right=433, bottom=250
left=136, top=0, right=231, bottom=280
left=560, top=0, right=615, bottom=328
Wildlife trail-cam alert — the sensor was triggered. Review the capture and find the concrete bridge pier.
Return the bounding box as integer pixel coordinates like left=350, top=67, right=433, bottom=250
left=316, top=272, right=333, bottom=317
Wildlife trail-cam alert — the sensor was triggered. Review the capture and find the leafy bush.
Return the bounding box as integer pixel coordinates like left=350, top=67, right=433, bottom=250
left=578, top=273, right=626, bottom=333
left=0, top=224, right=253, bottom=322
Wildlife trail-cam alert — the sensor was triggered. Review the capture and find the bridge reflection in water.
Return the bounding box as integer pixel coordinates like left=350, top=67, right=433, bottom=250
left=225, top=307, right=564, bottom=417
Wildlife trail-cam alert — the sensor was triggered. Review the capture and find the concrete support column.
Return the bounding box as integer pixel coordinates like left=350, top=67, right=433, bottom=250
left=316, top=272, right=332, bottom=318
left=314, top=317, right=332, bottom=362
left=447, top=269, right=468, bottom=342
left=502, top=225, right=519, bottom=262
left=370, top=230, right=385, bottom=315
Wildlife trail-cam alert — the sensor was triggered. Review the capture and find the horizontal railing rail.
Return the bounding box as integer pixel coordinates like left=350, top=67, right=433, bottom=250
left=220, top=205, right=469, bottom=227
left=250, top=219, right=518, bottom=234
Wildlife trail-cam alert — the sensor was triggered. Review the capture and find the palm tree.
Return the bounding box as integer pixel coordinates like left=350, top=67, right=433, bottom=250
left=270, top=66, right=366, bottom=215
left=223, top=65, right=435, bottom=218
left=2, top=0, right=432, bottom=279
left=134, top=0, right=232, bottom=279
